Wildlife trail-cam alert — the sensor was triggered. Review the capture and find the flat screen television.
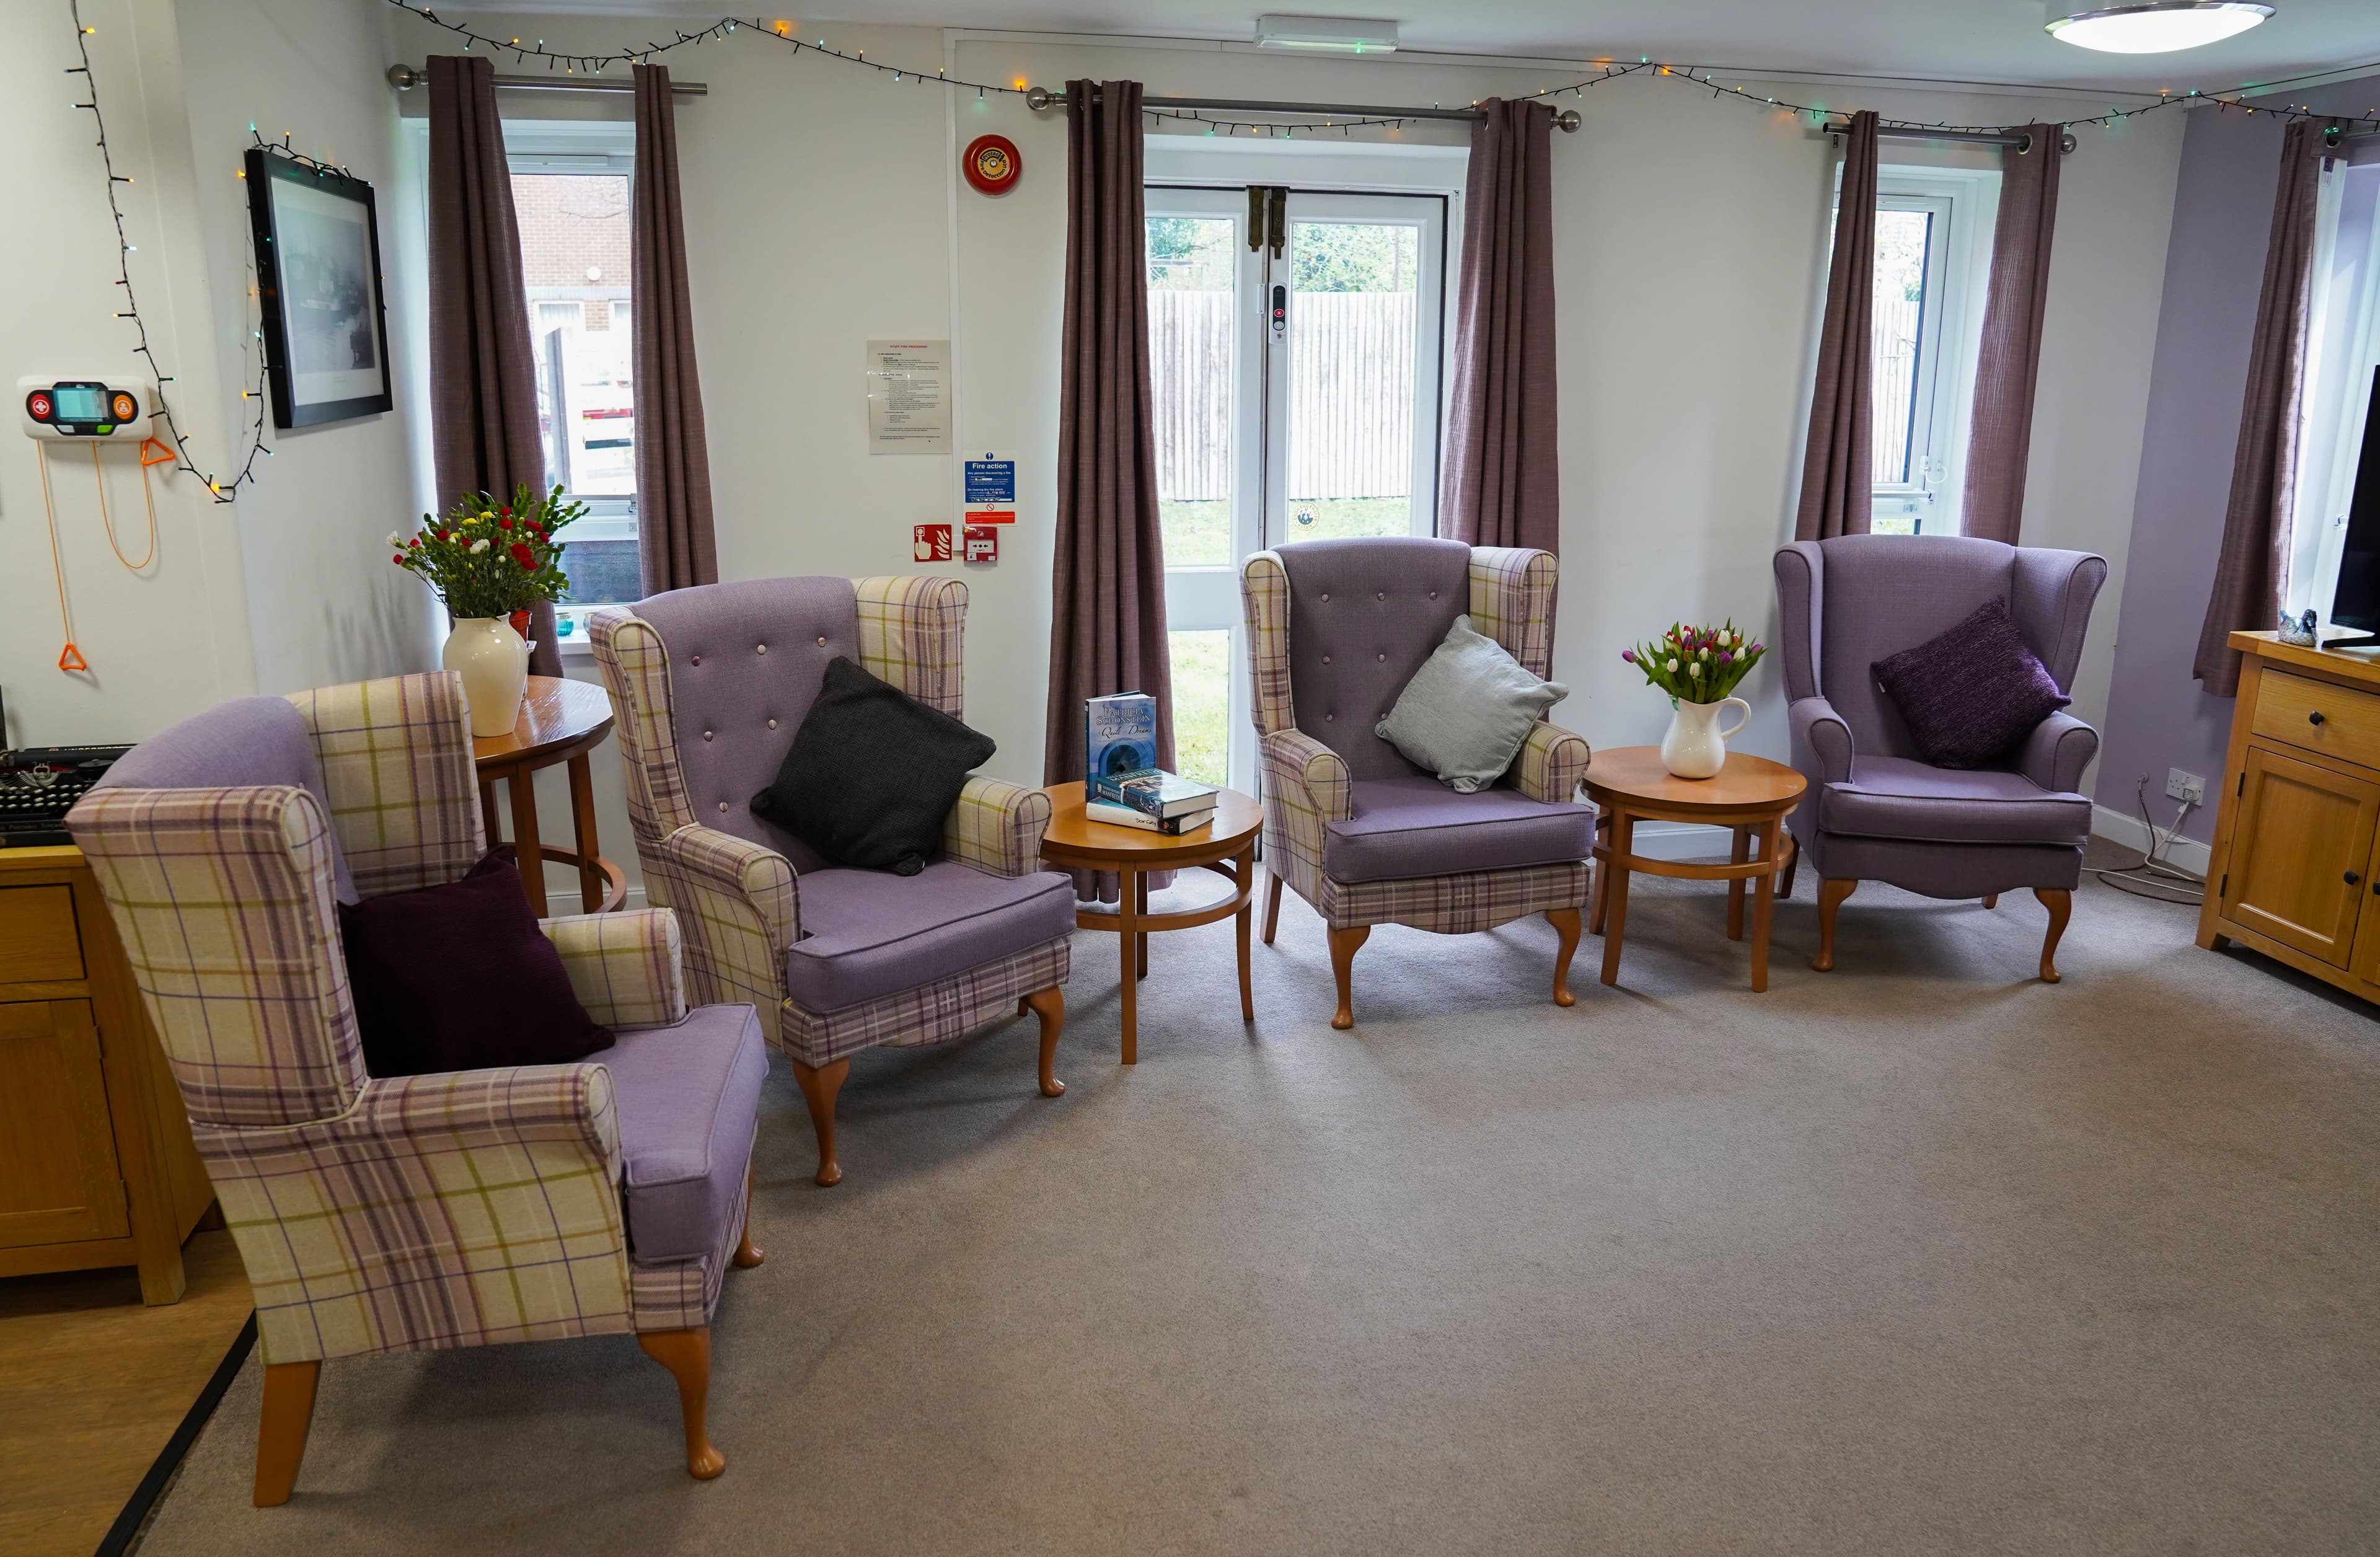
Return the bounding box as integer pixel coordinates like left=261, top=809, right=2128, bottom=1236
left=2327, top=366, right=2380, bottom=639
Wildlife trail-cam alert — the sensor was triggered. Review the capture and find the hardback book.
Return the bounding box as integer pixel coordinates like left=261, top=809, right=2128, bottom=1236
left=1084, top=692, right=1158, bottom=788
left=1093, top=767, right=1220, bottom=819
left=1086, top=799, right=1215, bottom=836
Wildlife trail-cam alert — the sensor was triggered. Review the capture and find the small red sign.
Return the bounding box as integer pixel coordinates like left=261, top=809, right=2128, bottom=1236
left=914, top=524, right=953, bottom=563
left=967, top=508, right=1016, bottom=525
left=963, top=526, right=999, bottom=565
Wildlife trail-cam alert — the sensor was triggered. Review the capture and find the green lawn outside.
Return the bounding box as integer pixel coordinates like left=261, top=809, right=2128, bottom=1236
left=1160, top=496, right=1413, bottom=566
left=1168, top=630, right=1230, bottom=788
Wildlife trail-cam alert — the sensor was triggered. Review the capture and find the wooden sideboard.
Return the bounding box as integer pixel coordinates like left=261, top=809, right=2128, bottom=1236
left=0, top=845, right=214, bottom=1303
left=2200, top=630, right=2380, bottom=1003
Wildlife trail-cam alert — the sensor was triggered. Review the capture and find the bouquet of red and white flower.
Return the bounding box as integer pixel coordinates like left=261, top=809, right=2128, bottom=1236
left=390, top=482, right=583, bottom=620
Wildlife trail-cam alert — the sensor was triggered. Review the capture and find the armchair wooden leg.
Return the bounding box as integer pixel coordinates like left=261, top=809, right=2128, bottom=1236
left=2034, top=888, right=2071, bottom=983
left=1326, top=926, right=1370, bottom=1031
left=1546, top=907, right=1582, bottom=1007
left=1812, top=878, right=1858, bottom=972
left=252, top=1359, right=320, bottom=1507
left=1589, top=815, right=1611, bottom=934
left=1981, top=893, right=1999, bottom=909
left=732, top=1162, right=764, bottom=1269
left=1262, top=870, right=1284, bottom=946
left=1023, top=986, right=1067, bottom=1096
left=1778, top=847, right=1799, bottom=901
left=790, top=1057, right=850, bottom=1188
left=637, top=1327, right=725, bottom=1480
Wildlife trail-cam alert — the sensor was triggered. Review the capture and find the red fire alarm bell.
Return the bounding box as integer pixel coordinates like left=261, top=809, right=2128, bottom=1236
left=963, top=135, right=1022, bottom=196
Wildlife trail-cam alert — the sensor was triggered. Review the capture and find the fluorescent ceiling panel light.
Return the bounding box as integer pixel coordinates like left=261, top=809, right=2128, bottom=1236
left=2045, top=1, right=2273, bottom=53
left=1254, top=14, right=1399, bottom=53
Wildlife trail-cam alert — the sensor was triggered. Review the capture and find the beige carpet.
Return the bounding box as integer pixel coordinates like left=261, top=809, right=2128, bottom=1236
left=133, top=860, right=2380, bottom=1555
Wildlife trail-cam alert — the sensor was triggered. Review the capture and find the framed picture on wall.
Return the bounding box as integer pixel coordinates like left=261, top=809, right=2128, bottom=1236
left=243, top=148, right=394, bottom=428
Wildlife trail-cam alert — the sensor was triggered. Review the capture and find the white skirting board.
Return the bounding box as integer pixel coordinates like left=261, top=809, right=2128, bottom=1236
left=2092, top=802, right=2212, bottom=881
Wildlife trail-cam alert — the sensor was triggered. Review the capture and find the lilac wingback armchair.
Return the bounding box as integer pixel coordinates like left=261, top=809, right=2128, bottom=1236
left=591, top=576, right=1073, bottom=1188
left=1241, top=538, right=1596, bottom=1029
left=67, top=673, right=766, bottom=1499
left=1773, top=535, right=2109, bottom=981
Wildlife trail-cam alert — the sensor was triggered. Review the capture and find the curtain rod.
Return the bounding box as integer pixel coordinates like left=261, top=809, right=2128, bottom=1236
left=385, top=64, right=707, bottom=95
left=1030, top=86, right=1583, bottom=132
left=1864, top=125, right=2076, bottom=152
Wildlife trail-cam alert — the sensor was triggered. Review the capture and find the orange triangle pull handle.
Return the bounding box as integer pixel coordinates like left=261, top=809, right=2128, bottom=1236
left=139, top=438, right=175, bottom=467
left=58, top=642, right=90, bottom=673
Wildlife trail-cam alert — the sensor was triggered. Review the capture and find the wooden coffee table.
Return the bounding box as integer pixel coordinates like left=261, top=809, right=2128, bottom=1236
left=1584, top=746, right=1807, bottom=993
left=473, top=675, right=627, bottom=917
left=1038, top=780, right=1263, bottom=1064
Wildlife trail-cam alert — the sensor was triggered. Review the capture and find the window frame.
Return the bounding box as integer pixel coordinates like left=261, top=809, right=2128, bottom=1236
left=505, top=126, right=638, bottom=640
left=1852, top=163, right=1996, bottom=534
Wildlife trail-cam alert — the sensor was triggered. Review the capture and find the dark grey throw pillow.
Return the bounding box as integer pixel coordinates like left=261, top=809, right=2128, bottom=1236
left=1871, top=596, right=2069, bottom=769
left=751, top=657, right=995, bottom=875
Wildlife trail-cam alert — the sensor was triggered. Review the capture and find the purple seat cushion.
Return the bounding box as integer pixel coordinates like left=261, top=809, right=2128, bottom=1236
left=785, top=863, right=1075, bottom=1013
left=95, top=695, right=358, bottom=904
left=338, top=846, right=613, bottom=1077
left=604, top=1002, right=766, bottom=1266
left=1277, top=538, right=1472, bottom=780
left=1821, top=756, right=2091, bottom=847
left=1871, top=597, right=2069, bottom=769
left=1323, top=775, right=1595, bottom=884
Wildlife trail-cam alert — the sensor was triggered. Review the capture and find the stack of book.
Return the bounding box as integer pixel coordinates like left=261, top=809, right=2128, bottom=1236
left=1083, top=692, right=1220, bottom=836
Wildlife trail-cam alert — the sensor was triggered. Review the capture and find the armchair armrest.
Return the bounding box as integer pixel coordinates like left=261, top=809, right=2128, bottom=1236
left=1788, top=696, right=1856, bottom=787
left=1511, top=721, right=1590, bottom=804
left=2015, top=712, right=2099, bottom=795
left=1259, top=730, right=1349, bottom=904
left=540, top=909, right=686, bottom=1030
left=201, top=1062, right=628, bottom=1364
left=642, top=826, right=800, bottom=1018
left=944, top=775, right=1052, bottom=878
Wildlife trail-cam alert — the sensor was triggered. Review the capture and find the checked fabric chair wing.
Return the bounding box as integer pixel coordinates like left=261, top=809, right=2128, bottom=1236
left=1773, top=534, right=2109, bottom=980
left=591, top=576, right=1073, bottom=1188
left=1241, top=537, right=1596, bottom=1029
left=66, top=672, right=767, bottom=1502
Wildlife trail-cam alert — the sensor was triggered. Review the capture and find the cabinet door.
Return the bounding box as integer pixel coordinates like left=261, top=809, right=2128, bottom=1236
left=2223, top=749, right=2380, bottom=967
left=0, top=1000, right=129, bottom=1248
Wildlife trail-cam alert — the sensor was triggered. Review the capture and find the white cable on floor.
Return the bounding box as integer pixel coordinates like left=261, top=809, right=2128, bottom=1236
left=2094, top=777, right=2205, bottom=906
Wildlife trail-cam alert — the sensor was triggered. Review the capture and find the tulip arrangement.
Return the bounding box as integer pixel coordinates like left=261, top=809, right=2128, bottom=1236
left=1621, top=620, right=1766, bottom=704
left=390, top=482, right=583, bottom=620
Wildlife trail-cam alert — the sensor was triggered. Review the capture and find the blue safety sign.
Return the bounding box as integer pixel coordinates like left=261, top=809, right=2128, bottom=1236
left=964, top=453, right=1015, bottom=505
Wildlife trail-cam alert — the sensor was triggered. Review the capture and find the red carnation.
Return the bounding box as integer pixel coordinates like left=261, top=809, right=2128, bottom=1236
left=509, top=541, right=536, bottom=568
left=392, top=554, right=405, bottom=565
left=497, top=517, right=513, bottom=531
left=499, top=506, right=512, bottom=516
left=407, top=537, right=421, bottom=549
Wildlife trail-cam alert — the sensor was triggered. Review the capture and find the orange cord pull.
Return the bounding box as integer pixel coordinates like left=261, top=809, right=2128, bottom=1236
left=33, top=446, right=90, bottom=676
left=139, top=436, right=175, bottom=467
left=58, top=643, right=90, bottom=673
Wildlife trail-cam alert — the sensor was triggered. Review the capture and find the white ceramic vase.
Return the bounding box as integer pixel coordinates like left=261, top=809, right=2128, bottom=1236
left=1660, top=695, right=1751, bottom=780
left=443, top=617, right=529, bottom=738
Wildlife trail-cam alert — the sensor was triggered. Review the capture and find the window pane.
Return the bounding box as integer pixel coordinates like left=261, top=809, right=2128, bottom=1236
left=1286, top=220, right=1417, bottom=542
left=1148, top=216, right=1235, bottom=567
left=1871, top=206, right=1933, bottom=489
left=1167, top=630, right=1230, bottom=788
left=515, top=173, right=634, bottom=500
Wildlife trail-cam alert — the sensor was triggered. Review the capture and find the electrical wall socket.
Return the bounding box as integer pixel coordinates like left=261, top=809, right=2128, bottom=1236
left=2167, top=768, right=2206, bottom=805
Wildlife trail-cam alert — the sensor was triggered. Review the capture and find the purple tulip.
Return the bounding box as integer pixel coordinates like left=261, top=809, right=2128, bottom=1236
left=1621, top=648, right=1636, bottom=663
left=1750, top=642, right=1765, bottom=656
left=1719, top=650, right=1732, bottom=665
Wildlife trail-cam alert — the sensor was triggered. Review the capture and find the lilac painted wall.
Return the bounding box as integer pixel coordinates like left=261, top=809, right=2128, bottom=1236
left=2096, top=80, right=2380, bottom=844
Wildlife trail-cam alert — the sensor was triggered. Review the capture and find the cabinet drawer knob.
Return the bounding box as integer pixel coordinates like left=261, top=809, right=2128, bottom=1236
left=2348, top=870, right=2361, bottom=886
left=2309, top=710, right=2327, bottom=726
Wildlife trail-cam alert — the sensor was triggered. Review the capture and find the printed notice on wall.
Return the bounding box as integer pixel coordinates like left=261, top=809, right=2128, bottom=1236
left=865, top=339, right=950, bottom=454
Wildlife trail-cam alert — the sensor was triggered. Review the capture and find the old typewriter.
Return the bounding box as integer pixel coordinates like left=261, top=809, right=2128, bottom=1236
left=1, top=694, right=132, bottom=847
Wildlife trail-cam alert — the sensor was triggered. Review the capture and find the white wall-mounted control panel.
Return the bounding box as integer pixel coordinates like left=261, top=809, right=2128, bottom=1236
left=20, top=377, right=148, bottom=439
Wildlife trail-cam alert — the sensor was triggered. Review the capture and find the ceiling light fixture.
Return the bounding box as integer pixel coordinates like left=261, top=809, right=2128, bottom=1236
left=1254, top=15, right=1399, bottom=53
left=2045, top=1, right=2273, bottom=53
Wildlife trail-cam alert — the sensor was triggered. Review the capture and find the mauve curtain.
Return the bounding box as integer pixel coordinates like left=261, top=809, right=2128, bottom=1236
left=1796, top=110, right=1881, bottom=542
left=1044, top=79, right=1171, bottom=901
left=1439, top=98, right=1561, bottom=555
left=632, top=63, right=718, bottom=595
left=426, top=55, right=559, bottom=676
left=1961, top=123, right=2064, bottom=544
left=2194, top=119, right=2324, bottom=696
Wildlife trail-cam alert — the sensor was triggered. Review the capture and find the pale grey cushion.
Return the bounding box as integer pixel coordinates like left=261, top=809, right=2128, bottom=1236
left=1373, top=614, right=1567, bottom=793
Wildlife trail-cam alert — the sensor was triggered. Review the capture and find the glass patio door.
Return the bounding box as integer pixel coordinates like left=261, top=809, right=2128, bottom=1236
left=1146, top=187, right=1447, bottom=794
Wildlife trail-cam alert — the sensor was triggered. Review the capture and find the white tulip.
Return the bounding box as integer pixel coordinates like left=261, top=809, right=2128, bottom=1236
left=1690, top=661, right=1704, bottom=677
left=1665, top=658, right=1679, bottom=674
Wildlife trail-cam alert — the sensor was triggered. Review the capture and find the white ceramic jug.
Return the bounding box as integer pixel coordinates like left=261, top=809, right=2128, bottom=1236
left=1660, top=695, right=1751, bottom=780
left=443, top=617, right=529, bottom=739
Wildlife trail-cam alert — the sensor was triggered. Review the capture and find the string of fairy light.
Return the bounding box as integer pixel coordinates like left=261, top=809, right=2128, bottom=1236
left=65, top=0, right=2380, bottom=506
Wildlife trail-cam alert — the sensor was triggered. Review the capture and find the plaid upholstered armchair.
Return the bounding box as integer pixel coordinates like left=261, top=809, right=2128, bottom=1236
left=67, top=672, right=767, bottom=1501
left=591, top=576, right=1073, bottom=1188
left=1241, top=538, right=1596, bottom=1029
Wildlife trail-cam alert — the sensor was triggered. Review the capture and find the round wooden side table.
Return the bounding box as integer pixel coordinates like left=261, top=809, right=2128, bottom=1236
left=1038, top=780, right=1264, bottom=1064
left=1584, top=746, right=1808, bottom=994
left=474, top=675, right=627, bottom=917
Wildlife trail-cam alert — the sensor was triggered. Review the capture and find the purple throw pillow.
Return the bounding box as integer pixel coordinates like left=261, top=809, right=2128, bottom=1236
left=1871, top=596, right=2069, bottom=770
left=338, top=845, right=613, bottom=1078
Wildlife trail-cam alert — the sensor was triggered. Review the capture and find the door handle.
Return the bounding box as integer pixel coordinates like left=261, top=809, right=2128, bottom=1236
left=2347, top=870, right=2361, bottom=885
left=2309, top=710, right=2327, bottom=726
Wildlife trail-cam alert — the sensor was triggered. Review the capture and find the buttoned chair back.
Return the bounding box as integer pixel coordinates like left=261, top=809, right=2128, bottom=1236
left=1775, top=535, right=2105, bottom=765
